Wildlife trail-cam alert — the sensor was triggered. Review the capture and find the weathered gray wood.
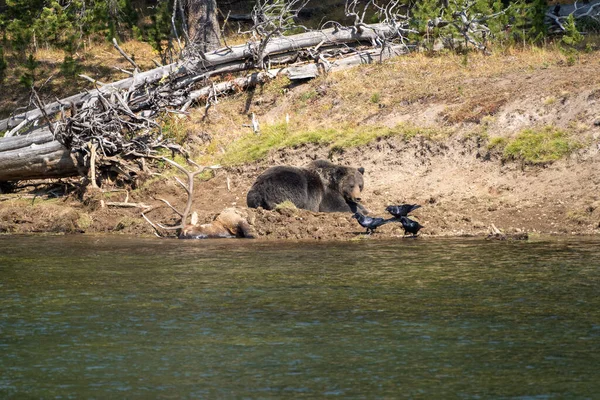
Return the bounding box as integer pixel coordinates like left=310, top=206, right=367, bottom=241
left=189, top=72, right=271, bottom=101
left=188, top=45, right=406, bottom=98
left=0, top=128, right=54, bottom=152
left=0, top=27, right=404, bottom=183
left=285, top=64, right=320, bottom=80
left=0, top=23, right=394, bottom=132
left=282, top=46, right=407, bottom=80
left=323, top=45, right=407, bottom=72
left=0, top=141, right=80, bottom=181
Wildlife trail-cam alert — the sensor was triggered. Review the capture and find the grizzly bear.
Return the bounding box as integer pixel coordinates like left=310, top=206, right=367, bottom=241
left=246, top=159, right=368, bottom=213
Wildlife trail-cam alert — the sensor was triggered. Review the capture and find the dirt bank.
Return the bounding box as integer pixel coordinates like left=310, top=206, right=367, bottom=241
left=1, top=49, right=599, bottom=240
left=2, top=134, right=598, bottom=240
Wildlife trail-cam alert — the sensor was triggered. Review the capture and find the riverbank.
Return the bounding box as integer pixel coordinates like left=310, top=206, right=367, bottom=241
left=1, top=47, right=599, bottom=239
left=1, top=136, right=599, bottom=239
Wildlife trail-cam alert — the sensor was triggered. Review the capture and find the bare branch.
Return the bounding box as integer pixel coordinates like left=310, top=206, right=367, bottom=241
left=141, top=156, right=221, bottom=236
left=112, top=38, right=140, bottom=72
left=243, top=0, right=311, bottom=68
left=547, top=1, right=600, bottom=33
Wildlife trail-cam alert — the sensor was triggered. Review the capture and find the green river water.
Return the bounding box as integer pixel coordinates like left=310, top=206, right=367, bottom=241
left=1, top=235, right=599, bottom=399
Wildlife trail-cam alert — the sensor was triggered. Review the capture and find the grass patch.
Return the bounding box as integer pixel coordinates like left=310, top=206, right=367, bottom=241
left=160, top=114, right=190, bottom=144
left=445, top=97, right=507, bottom=124
left=487, top=137, right=508, bottom=151
left=299, top=90, right=318, bottom=102
left=275, top=200, right=297, bottom=209
left=502, top=126, right=580, bottom=164
left=76, top=213, right=94, bottom=230
left=566, top=210, right=590, bottom=225
left=220, top=122, right=449, bottom=165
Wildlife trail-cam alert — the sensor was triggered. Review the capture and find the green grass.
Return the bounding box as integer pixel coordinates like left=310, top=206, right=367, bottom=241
left=274, top=200, right=297, bottom=210
left=502, top=126, right=580, bottom=164
left=218, top=121, right=581, bottom=168
left=487, top=136, right=508, bottom=151
left=220, top=122, right=449, bottom=166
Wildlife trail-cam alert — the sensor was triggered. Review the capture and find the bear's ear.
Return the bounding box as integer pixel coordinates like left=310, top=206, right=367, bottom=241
left=358, top=167, right=365, bottom=175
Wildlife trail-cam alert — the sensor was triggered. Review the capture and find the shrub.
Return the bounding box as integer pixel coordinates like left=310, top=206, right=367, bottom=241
left=19, top=54, right=38, bottom=88
left=0, top=47, right=7, bottom=83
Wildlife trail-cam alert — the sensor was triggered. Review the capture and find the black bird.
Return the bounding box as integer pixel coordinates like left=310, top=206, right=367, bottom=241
left=385, top=204, right=421, bottom=218
left=352, top=212, right=390, bottom=234
left=399, top=216, right=424, bottom=236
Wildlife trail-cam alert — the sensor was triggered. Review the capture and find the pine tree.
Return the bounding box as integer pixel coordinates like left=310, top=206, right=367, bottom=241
left=0, top=47, right=8, bottom=83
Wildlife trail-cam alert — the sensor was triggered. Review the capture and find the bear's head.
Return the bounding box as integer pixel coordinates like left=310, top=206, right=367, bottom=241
left=337, top=166, right=365, bottom=203
left=309, top=160, right=365, bottom=203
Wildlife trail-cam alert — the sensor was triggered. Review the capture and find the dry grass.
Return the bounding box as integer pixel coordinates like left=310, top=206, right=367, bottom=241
left=188, top=44, right=599, bottom=165
left=0, top=40, right=157, bottom=119
left=3, top=37, right=598, bottom=168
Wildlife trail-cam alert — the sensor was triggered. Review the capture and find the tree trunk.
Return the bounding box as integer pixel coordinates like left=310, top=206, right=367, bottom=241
left=187, top=0, right=222, bottom=52
left=0, top=23, right=394, bottom=133
left=0, top=137, right=80, bottom=181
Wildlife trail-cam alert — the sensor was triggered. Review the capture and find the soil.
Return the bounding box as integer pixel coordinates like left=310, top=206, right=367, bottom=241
left=1, top=53, right=600, bottom=241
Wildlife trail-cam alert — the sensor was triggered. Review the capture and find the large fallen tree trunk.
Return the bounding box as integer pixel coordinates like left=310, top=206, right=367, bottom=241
left=0, top=23, right=394, bottom=133
left=189, top=45, right=407, bottom=101
left=0, top=128, right=54, bottom=152
left=0, top=137, right=79, bottom=181
left=0, top=41, right=408, bottom=183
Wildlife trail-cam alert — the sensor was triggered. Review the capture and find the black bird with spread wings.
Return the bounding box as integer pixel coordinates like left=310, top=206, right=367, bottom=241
left=352, top=212, right=391, bottom=234
left=385, top=204, right=421, bottom=218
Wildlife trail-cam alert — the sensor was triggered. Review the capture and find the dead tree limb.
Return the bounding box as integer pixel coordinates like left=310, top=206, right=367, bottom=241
left=112, top=38, right=140, bottom=72
left=546, top=1, right=600, bottom=33
left=141, top=157, right=220, bottom=237
left=1, top=23, right=397, bottom=133
left=0, top=128, right=54, bottom=152
left=243, top=0, right=310, bottom=68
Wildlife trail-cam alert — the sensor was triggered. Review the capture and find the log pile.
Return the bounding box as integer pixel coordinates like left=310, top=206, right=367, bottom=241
left=0, top=21, right=409, bottom=185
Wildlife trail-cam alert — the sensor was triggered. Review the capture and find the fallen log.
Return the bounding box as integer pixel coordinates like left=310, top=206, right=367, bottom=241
left=0, top=23, right=394, bottom=133
left=0, top=140, right=80, bottom=181
left=0, top=44, right=407, bottom=183
left=189, top=46, right=407, bottom=100
left=0, top=128, right=54, bottom=152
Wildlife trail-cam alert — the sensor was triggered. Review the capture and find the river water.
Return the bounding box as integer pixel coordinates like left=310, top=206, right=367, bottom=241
left=1, top=235, right=599, bottom=398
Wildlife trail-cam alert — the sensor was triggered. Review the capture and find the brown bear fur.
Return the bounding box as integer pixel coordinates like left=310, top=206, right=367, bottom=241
left=179, top=207, right=256, bottom=239
left=246, top=159, right=367, bottom=213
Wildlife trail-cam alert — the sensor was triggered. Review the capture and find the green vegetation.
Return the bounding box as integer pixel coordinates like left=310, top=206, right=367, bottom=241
left=299, top=90, right=318, bottom=103
left=487, top=136, right=508, bottom=151
left=410, top=0, right=533, bottom=48
left=0, top=47, right=7, bottom=83
left=1, top=0, right=140, bottom=48
left=494, top=126, right=581, bottom=164
left=274, top=200, right=298, bottom=211
left=19, top=54, right=39, bottom=88
left=160, top=115, right=189, bottom=145
left=76, top=213, right=94, bottom=230
left=560, top=14, right=586, bottom=65
left=220, top=122, right=448, bottom=165
left=561, top=14, right=585, bottom=48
